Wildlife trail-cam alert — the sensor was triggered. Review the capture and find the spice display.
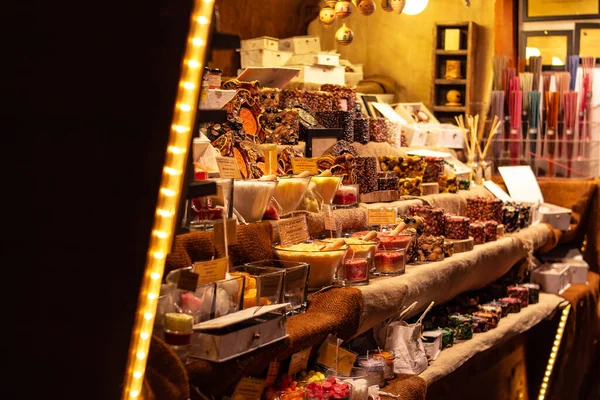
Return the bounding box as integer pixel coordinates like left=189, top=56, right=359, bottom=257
left=521, top=283, right=540, bottom=304
left=466, top=197, right=504, bottom=223
left=409, top=205, right=445, bottom=236
left=444, top=215, right=471, bottom=240
left=484, top=220, right=499, bottom=242
left=507, top=285, right=529, bottom=307
left=499, top=297, right=521, bottom=314
left=374, top=248, right=406, bottom=274
left=260, top=109, right=300, bottom=145
left=368, top=117, right=388, bottom=142
left=398, top=177, right=422, bottom=196
left=280, top=89, right=335, bottom=113
left=258, top=88, right=280, bottom=111
left=353, top=118, right=370, bottom=143
left=320, top=84, right=357, bottom=111
left=316, top=111, right=355, bottom=142
left=449, top=314, right=473, bottom=340
left=439, top=174, right=459, bottom=193
left=372, top=350, right=395, bottom=381
left=469, top=222, right=485, bottom=245
left=423, top=157, right=445, bottom=183
left=354, top=157, right=378, bottom=194
left=273, top=177, right=311, bottom=215
left=273, top=241, right=347, bottom=290
left=356, top=356, right=385, bottom=388
left=416, top=235, right=445, bottom=262
left=377, top=172, right=399, bottom=191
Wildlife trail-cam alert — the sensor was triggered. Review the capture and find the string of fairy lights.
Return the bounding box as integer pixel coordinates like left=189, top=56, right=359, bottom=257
left=120, top=0, right=215, bottom=398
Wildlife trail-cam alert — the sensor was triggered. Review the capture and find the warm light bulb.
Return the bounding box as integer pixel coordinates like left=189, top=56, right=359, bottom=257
left=197, top=16, right=209, bottom=24
left=136, top=352, right=146, bottom=360
left=160, top=188, right=176, bottom=197
left=192, top=38, right=205, bottom=47
left=153, top=230, right=169, bottom=238
left=130, top=390, right=140, bottom=398
left=140, top=332, right=150, bottom=340
left=150, top=272, right=161, bottom=280
left=403, top=0, right=428, bottom=15
left=133, top=371, right=143, bottom=379
left=163, top=167, right=181, bottom=175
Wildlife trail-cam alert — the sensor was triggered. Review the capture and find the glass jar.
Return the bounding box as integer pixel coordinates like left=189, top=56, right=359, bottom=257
left=356, top=356, right=385, bottom=388
left=468, top=154, right=482, bottom=185
left=339, top=256, right=369, bottom=286
left=374, top=248, right=407, bottom=275
left=480, top=159, right=493, bottom=181
left=371, top=350, right=395, bottom=381
left=326, top=367, right=369, bottom=400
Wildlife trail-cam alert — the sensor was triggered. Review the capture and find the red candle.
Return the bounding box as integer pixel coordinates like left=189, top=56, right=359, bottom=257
left=344, top=258, right=368, bottom=281
left=375, top=250, right=405, bottom=274
left=378, top=235, right=412, bottom=250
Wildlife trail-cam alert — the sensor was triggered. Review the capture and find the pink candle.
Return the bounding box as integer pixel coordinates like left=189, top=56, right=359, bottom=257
left=344, top=258, right=368, bottom=281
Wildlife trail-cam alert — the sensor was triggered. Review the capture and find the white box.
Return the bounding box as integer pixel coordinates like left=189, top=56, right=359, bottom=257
left=240, top=36, right=279, bottom=51
left=565, top=259, right=589, bottom=284
left=394, top=102, right=440, bottom=125
left=531, top=263, right=571, bottom=294
left=279, top=36, right=321, bottom=54
left=288, top=64, right=345, bottom=85
left=498, top=166, right=572, bottom=230
left=422, top=330, right=443, bottom=361
left=239, top=49, right=293, bottom=69
left=345, top=72, right=363, bottom=87
left=191, top=304, right=289, bottom=361
left=287, top=52, right=340, bottom=67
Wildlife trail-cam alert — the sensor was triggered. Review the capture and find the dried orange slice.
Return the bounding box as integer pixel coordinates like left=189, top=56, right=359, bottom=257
left=239, top=107, right=258, bottom=136
left=233, top=148, right=248, bottom=178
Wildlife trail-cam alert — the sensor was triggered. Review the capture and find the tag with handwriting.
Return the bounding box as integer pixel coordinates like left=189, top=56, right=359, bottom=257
left=291, top=158, right=319, bottom=175
left=289, top=348, right=311, bottom=376
left=192, top=257, right=229, bottom=284
left=232, top=377, right=265, bottom=399
left=323, top=204, right=336, bottom=231
left=216, top=157, right=242, bottom=179
left=368, top=208, right=396, bottom=225
left=316, top=339, right=357, bottom=376
left=278, top=216, right=310, bottom=247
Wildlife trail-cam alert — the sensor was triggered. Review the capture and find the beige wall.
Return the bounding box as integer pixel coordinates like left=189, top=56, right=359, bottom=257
left=308, top=0, right=495, bottom=113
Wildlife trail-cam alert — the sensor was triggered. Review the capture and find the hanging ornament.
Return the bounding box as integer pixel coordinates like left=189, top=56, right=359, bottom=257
left=358, top=0, right=376, bottom=16
left=326, top=0, right=337, bottom=7
left=335, top=0, right=352, bottom=19
left=381, top=0, right=393, bottom=12
left=335, top=23, right=354, bottom=46
left=319, top=7, right=337, bottom=26
left=391, top=0, right=406, bottom=14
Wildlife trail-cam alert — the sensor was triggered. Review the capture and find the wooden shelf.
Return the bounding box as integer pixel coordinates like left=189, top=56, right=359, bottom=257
left=435, top=49, right=468, bottom=56
left=434, top=79, right=467, bottom=85
left=432, top=106, right=466, bottom=112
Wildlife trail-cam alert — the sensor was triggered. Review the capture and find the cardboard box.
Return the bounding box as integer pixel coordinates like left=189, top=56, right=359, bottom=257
left=287, top=52, right=340, bottom=67
left=288, top=64, right=345, bottom=85
left=531, top=263, right=571, bottom=294
left=240, top=36, right=279, bottom=51
left=498, top=166, right=571, bottom=230
left=239, top=48, right=293, bottom=69
left=279, top=36, right=321, bottom=54
left=191, top=304, right=289, bottom=361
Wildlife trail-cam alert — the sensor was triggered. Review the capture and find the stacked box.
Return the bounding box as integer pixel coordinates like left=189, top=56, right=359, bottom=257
left=410, top=205, right=445, bottom=236
left=507, top=285, right=529, bottom=307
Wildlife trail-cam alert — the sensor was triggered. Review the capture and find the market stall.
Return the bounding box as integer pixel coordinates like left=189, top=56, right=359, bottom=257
left=119, top=1, right=600, bottom=400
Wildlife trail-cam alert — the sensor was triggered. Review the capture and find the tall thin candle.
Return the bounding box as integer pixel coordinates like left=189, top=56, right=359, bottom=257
left=564, top=92, right=578, bottom=177
left=528, top=91, right=541, bottom=170
left=545, top=92, right=559, bottom=176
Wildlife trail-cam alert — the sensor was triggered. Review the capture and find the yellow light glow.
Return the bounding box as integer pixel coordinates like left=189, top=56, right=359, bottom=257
left=192, top=38, right=205, bottom=47
left=537, top=304, right=571, bottom=400
left=403, top=0, right=428, bottom=15
left=121, top=0, right=213, bottom=398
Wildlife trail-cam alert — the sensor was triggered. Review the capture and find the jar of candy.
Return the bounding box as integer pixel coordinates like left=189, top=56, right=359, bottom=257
left=371, top=350, right=395, bottom=381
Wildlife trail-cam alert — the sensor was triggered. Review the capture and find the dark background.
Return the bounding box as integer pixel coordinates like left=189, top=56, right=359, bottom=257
left=2, top=0, right=193, bottom=397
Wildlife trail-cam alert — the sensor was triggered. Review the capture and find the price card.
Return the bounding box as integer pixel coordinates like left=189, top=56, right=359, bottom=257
left=278, top=216, right=310, bottom=247
left=323, top=204, right=336, bottom=231
left=232, top=377, right=265, bottom=400
left=216, top=157, right=242, bottom=179
left=265, top=361, right=280, bottom=387
left=367, top=208, right=397, bottom=226
left=288, top=348, right=311, bottom=376
left=316, top=339, right=357, bottom=376
left=192, top=257, right=229, bottom=284
left=291, top=158, right=319, bottom=175
left=213, top=218, right=238, bottom=246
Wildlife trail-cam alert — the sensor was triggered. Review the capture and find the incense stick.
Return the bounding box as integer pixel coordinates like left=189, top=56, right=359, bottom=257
left=567, top=56, right=579, bottom=92
left=490, top=91, right=505, bottom=168
left=564, top=91, right=578, bottom=177
left=528, top=91, right=541, bottom=171
left=530, top=56, right=542, bottom=92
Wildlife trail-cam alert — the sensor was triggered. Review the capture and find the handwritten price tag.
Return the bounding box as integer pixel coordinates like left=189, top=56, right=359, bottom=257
left=291, top=158, right=319, bottom=175
left=288, top=348, right=311, bottom=376
left=192, top=257, right=229, bottom=284
left=368, top=208, right=397, bottom=225
left=278, top=216, right=310, bottom=247
left=216, top=157, right=242, bottom=179
left=323, top=204, right=336, bottom=231
left=232, top=377, right=265, bottom=399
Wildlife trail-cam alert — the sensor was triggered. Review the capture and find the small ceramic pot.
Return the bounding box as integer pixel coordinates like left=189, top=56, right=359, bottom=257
left=445, top=90, right=462, bottom=106
left=381, top=0, right=393, bottom=12
left=391, top=0, right=406, bottom=14
left=358, top=0, right=376, bottom=15
left=336, top=23, right=354, bottom=46
left=319, top=7, right=337, bottom=25
left=335, top=0, right=352, bottom=18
